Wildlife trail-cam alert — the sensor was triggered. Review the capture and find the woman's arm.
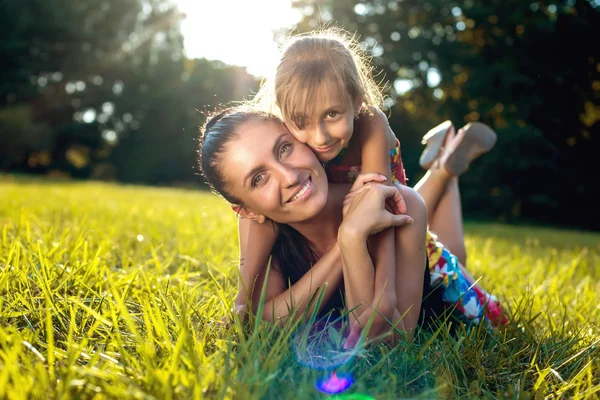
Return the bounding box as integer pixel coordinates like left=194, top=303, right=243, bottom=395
left=338, top=183, right=415, bottom=339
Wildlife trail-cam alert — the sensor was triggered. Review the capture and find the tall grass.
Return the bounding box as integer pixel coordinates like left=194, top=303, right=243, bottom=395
left=0, top=175, right=598, bottom=399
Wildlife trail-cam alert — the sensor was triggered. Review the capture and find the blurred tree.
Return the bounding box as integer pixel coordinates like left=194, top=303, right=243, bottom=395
left=0, top=0, right=258, bottom=185
left=108, top=58, right=258, bottom=183
left=291, top=0, right=600, bottom=229
left=0, top=0, right=183, bottom=176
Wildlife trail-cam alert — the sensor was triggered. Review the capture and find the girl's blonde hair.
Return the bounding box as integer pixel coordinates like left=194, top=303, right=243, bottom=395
left=253, top=28, right=384, bottom=128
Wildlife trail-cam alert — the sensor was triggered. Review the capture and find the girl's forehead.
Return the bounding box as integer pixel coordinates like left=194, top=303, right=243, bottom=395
left=291, top=80, right=351, bottom=119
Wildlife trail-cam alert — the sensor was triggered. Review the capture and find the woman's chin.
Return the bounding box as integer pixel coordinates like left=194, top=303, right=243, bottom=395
left=281, top=191, right=328, bottom=224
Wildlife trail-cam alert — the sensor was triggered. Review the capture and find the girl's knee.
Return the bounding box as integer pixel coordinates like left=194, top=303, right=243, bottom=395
left=396, top=184, right=427, bottom=224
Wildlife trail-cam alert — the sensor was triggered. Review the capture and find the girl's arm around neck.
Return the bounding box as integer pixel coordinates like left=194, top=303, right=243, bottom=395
left=236, top=218, right=279, bottom=314
left=352, top=107, right=399, bottom=322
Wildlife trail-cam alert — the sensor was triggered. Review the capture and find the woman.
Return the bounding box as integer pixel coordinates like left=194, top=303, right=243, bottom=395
left=199, top=107, right=503, bottom=342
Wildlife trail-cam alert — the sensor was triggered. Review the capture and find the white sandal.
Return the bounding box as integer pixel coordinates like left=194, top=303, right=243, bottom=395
left=419, top=120, right=454, bottom=170
left=442, top=122, right=497, bottom=176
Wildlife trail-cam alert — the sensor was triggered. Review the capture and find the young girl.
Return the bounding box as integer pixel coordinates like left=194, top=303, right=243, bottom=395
left=235, top=29, right=503, bottom=328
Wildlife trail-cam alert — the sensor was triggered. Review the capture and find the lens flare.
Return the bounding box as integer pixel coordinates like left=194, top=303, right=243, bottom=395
left=291, top=316, right=357, bottom=370
left=316, top=372, right=354, bottom=394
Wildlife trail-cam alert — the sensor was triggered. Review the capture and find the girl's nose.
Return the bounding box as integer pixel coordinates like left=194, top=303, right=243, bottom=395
left=313, top=123, right=330, bottom=147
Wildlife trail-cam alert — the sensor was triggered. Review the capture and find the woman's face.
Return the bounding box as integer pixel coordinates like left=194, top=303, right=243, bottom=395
left=221, top=117, right=329, bottom=224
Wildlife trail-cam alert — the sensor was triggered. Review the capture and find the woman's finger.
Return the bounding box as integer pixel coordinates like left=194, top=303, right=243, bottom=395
left=389, top=213, right=414, bottom=226
left=379, top=185, right=407, bottom=215
left=391, top=183, right=408, bottom=214
left=350, top=173, right=387, bottom=191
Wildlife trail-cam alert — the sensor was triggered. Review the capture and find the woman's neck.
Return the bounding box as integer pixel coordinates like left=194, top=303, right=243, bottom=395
left=287, top=185, right=348, bottom=257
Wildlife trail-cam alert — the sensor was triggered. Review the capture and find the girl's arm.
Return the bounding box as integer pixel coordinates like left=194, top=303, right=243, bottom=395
left=359, top=111, right=425, bottom=335
left=254, top=243, right=344, bottom=322
left=235, top=218, right=278, bottom=313
left=354, top=108, right=399, bottom=321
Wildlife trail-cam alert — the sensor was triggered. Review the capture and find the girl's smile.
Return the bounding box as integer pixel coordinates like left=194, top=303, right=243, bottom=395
left=285, top=80, right=360, bottom=163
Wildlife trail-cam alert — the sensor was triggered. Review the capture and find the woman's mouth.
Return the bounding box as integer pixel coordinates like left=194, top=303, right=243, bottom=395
left=287, top=176, right=313, bottom=203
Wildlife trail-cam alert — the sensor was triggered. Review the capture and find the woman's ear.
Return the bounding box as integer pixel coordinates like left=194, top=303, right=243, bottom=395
left=231, top=205, right=266, bottom=224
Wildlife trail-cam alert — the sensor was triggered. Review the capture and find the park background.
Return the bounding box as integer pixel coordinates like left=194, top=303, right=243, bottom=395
left=1, top=0, right=599, bottom=230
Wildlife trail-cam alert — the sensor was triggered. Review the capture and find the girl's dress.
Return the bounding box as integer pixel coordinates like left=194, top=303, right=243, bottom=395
left=324, top=140, right=507, bottom=327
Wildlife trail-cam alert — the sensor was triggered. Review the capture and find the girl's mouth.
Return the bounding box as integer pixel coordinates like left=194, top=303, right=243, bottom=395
left=313, top=142, right=338, bottom=153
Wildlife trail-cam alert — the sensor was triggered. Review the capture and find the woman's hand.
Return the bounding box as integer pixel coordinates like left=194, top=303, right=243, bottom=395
left=342, top=174, right=407, bottom=218
left=340, top=183, right=414, bottom=239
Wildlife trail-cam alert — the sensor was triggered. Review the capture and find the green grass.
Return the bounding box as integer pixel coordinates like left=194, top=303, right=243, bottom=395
left=0, top=174, right=599, bottom=399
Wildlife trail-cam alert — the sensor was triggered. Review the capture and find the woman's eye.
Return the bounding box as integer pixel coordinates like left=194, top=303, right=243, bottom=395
left=252, top=174, right=265, bottom=187
left=327, top=111, right=339, bottom=118
left=279, top=143, right=292, bottom=158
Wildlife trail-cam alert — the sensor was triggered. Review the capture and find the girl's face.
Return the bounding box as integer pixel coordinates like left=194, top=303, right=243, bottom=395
left=285, top=81, right=361, bottom=163
left=221, top=118, right=329, bottom=224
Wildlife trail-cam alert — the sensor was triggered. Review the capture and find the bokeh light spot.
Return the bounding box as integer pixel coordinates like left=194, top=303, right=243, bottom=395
left=316, top=372, right=354, bottom=394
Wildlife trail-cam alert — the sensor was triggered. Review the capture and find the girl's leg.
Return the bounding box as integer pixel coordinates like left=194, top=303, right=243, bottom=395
left=428, top=176, right=467, bottom=266
left=413, top=168, right=451, bottom=224
left=412, top=166, right=467, bottom=265
left=413, top=121, right=496, bottom=265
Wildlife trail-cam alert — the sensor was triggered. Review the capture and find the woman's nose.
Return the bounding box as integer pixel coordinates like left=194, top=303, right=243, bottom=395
left=278, top=164, right=301, bottom=188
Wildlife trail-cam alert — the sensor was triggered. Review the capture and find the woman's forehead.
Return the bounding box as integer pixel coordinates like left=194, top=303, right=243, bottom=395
left=221, top=118, right=289, bottom=181
left=237, top=117, right=287, bottom=142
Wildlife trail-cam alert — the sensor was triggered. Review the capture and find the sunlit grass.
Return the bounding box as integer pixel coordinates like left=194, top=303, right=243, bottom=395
left=0, top=175, right=598, bottom=399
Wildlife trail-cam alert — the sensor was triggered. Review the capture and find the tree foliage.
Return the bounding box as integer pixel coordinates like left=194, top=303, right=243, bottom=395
left=0, top=0, right=258, bottom=182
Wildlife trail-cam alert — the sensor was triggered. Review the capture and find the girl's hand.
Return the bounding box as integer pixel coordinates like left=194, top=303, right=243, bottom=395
left=342, top=174, right=407, bottom=218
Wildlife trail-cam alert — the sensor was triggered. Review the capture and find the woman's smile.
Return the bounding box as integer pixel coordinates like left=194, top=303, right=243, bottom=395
left=286, top=175, right=313, bottom=204
left=222, top=118, right=329, bottom=224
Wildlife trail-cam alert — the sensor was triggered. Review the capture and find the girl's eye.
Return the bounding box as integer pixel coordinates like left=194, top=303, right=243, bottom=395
left=252, top=173, right=265, bottom=187
left=327, top=111, right=339, bottom=118
left=279, top=143, right=292, bottom=158
left=295, top=116, right=305, bottom=129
